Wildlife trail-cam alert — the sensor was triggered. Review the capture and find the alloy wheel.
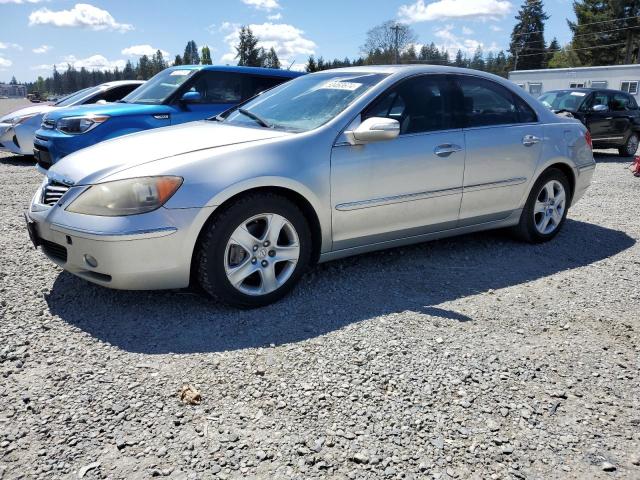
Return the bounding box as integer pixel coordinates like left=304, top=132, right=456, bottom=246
left=224, top=213, right=300, bottom=296
left=533, top=180, right=566, bottom=235
left=627, top=134, right=639, bottom=156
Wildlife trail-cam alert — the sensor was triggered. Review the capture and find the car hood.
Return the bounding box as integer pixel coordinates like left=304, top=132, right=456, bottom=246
left=49, top=120, right=293, bottom=184
left=42, top=102, right=172, bottom=121
left=0, top=104, right=57, bottom=123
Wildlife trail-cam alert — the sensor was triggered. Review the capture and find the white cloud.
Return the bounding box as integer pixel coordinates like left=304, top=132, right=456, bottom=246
left=0, top=42, right=22, bottom=50
left=0, top=57, right=12, bottom=68
left=32, top=44, right=51, bottom=54
left=122, top=44, right=169, bottom=58
left=398, top=0, right=512, bottom=23
left=434, top=24, right=500, bottom=56
left=242, top=0, right=280, bottom=11
left=61, top=54, right=126, bottom=71
left=0, top=0, right=47, bottom=4
left=221, top=22, right=316, bottom=64
left=267, top=12, right=282, bottom=20
left=462, top=26, right=473, bottom=35
left=29, top=3, right=133, bottom=32
left=30, top=63, right=52, bottom=70
left=490, top=25, right=502, bottom=32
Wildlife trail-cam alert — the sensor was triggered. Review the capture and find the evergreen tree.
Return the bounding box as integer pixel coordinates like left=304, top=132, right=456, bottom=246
left=173, top=54, right=183, bottom=66
left=547, top=37, right=561, bottom=67
left=509, top=0, right=549, bottom=70
left=454, top=50, right=466, bottom=67
left=9, top=76, right=18, bottom=85
left=183, top=41, right=200, bottom=65
left=306, top=55, right=318, bottom=72
left=569, top=0, right=639, bottom=66
left=235, top=26, right=263, bottom=67
left=548, top=42, right=582, bottom=68
left=494, top=51, right=509, bottom=77
left=152, top=50, right=167, bottom=74
left=401, top=44, right=418, bottom=63
left=470, top=46, right=485, bottom=70
left=263, top=47, right=281, bottom=69
left=137, top=55, right=152, bottom=79
left=123, top=60, right=135, bottom=79
left=201, top=46, right=213, bottom=65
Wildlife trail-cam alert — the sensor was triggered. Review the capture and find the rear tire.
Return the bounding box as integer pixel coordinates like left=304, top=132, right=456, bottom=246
left=196, top=192, right=312, bottom=308
left=513, top=168, right=570, bottom=244
left=619, top=133, right=638, bottom=157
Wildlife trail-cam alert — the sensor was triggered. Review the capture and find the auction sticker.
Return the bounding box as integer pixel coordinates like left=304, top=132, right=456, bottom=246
left=570, top=91, right=586, bottom=96
left=170, top=70, right=191, bottom=76
left=320, top=81, right=361, bottom=91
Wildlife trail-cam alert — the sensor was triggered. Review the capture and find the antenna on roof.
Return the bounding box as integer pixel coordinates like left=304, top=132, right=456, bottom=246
left=287, top=59, right=295, bottom=70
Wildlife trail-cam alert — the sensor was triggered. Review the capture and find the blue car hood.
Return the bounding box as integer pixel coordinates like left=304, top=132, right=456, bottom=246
left=43, top=102, right=173, bottom=121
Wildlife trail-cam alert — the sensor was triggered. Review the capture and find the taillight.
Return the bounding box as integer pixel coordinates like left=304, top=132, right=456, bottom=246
left=585, top=130, right=593, bottom=149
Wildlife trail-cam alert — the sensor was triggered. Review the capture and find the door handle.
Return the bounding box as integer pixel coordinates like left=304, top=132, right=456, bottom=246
left=434, top=144, right=463, bottom=157
left=522, top=135, right=540, bottom=146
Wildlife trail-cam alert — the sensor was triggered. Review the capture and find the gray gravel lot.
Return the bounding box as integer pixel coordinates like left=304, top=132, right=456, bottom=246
left=0, top=99, right=639, bottom=479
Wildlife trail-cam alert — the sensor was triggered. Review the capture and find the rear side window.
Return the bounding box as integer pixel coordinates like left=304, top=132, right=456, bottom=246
left=514, top=95, right=538, bottom=123
left=97, top=85, right=140, bottom=103
left=363, top=75, right=453, bottom=134
left=611, top=93, right=635, bottom=111
left=455, top=76, right=520, bottom=127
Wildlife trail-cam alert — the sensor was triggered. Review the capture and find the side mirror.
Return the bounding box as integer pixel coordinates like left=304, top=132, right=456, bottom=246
left=180, top=91, right=202, bottom=104
left=347, top=117, right=400, bottom=145
left=591, top=104, right=608, bottom=112
left=95, top=99, right=108, bottom=105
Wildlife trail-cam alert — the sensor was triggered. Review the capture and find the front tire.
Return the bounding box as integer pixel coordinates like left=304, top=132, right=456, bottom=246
left=619, top=133, right=639, bottom=157
left=513, top=168, right=570, bottom=243
left=196, top=192, right=312, bottom=308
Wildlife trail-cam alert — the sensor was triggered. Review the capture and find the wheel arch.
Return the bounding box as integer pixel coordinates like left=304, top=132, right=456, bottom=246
left=530, top=161, right=576, bottom=205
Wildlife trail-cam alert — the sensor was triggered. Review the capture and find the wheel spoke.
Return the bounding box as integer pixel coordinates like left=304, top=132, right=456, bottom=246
left=555, top=189, right=566, bottom=208
left=274, top=244, right=299, bottom=263
left=544, top=183, right=555, bottom=201
left=551, top=208, right=563, bottom=225
left=265, top=214, right=286, bottom=246
left=226, top=260, right=259, bottom=287
left=259, top=264, right=279, bottom=294
left=230, top=225, right=259, bottom=254
left=534, top=201, right=546, bottom=214
left=539, top=214, right=551, bottom=233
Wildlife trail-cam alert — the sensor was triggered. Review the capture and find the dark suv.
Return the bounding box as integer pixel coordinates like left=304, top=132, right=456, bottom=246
left=538, top=88, right=640, bottom=156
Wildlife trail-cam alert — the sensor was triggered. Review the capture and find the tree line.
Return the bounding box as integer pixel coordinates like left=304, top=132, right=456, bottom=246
left=19, top=0, right=640, bottom=96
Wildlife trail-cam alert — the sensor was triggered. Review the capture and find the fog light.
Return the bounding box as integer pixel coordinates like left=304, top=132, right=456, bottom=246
left=84, top=254, right=98, bottom=268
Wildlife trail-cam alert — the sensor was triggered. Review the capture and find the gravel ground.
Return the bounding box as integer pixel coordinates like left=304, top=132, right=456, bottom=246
left=0, top=110, right=639, bottom=479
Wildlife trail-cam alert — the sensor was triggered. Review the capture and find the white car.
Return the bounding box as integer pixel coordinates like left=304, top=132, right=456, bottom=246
left=0, top=80, right=143, bottom=156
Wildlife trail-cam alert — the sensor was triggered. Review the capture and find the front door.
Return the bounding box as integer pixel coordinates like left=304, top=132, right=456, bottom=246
left=584, top=91, right=614, bottom=141
left=331, top=74, right=465, bottom=250
left=452, top=74, right=543, bottom=223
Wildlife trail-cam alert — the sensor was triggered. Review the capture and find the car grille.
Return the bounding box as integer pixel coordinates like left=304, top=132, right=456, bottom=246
left=42, top=181, right=71, bottom=206
left=41, top=239, right=67, bottom=263
left=34, top=144, right=52, bottom=170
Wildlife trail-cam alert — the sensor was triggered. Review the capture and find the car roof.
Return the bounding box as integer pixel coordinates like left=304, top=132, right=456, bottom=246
left=544, top=88, right=631, bottom=95
left=100, top=80, right=145, bottom=88
left=167, top=64, right=305, bottom=78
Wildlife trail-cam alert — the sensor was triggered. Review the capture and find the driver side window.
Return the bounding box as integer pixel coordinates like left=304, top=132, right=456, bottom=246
left=363, top=75, right=451, bottom=135
left=186, top=72, right=244, bottom=104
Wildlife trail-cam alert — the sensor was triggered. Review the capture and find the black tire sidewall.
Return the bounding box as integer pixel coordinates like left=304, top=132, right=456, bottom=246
left=198, top=194, right=312, bottom=308
left=520, top=169, right=570, bottom=243
left=621, top=133, right=638, bottom=157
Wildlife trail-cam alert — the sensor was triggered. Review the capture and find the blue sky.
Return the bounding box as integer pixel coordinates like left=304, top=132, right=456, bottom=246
left=0, top=0, right=576, bottom=82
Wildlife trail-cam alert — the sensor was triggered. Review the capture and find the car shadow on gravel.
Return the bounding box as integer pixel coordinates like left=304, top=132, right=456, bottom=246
left=593, top=151, right=635, bottom=164
left=46, top=219, right=634, bottom=354
left=0, top=154, right=35, bottom=166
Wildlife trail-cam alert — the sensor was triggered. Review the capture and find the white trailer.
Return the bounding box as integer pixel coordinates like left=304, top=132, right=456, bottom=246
left=508, top=64, right=640, bottom=97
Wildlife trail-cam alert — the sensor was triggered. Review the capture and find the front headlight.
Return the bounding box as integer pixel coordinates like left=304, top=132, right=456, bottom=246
left=66, top=176, right=183, bottom=216
left=56, top=115, right=110, bottom=135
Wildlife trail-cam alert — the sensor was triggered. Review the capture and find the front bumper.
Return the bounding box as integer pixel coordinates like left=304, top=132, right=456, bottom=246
left=0, top=123, right=22, bottom=154
left=33, top=127, right=90, bottom=168
left=27, top=185, right=215, bottom=290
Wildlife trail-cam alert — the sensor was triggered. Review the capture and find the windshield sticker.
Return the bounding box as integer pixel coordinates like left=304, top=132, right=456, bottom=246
left=570, top=92, right=586, bottom=96
left=170, top=70, right=191, bottom=76
left=320, top=81, right=362, bottom=91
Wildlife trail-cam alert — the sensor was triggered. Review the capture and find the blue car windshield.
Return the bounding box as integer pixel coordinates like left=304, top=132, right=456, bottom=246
left=54, top=86, right=101, bottom=107
left=122, top=69, right=196, bottom=104
left=222, top=72, right=389, bottom=132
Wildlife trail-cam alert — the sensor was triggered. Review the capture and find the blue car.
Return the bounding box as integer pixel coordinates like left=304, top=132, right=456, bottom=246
left=33, top=65, right=304, bottom=170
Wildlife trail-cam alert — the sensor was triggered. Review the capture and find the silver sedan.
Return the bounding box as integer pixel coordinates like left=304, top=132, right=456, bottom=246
left=26, top=66, right=595, bottom=307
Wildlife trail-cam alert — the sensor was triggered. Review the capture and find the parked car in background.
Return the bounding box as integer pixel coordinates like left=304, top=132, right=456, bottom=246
left=26, top=66, right=594, bottom=307
left=0, top=80, right=143, bottom=157
left=538, top=88, right=640, bottom=156
left=33, top=66, right=305, bottom=170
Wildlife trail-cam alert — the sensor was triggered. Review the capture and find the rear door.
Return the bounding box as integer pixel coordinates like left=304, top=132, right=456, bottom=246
left=610, top=92, right=639, bottom=141
left=584, top=91, right=614, bottom=140
left=453, top=74, right=543, bottom=224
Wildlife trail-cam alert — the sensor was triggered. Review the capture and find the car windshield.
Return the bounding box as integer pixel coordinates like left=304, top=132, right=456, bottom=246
left=221, top=72, right=389, bottom=132
left=54, top=86, right=101, bottom=107
left=538, top=90, right=587, bottom=111
left=122, top=68, right=196, bottom=104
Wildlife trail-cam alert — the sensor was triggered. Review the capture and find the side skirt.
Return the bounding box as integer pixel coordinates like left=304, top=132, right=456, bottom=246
left=319, top=209, right=522, bottom=264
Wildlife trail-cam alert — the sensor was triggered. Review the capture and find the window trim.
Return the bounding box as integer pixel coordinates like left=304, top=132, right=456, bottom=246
left=620, top=80, right=639, bottom=95
left=528, top=82, right=543, bottom=95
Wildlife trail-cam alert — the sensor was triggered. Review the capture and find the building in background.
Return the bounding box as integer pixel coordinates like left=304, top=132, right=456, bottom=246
left=508, top=64, right=640, bottom=97
left=0, top=83, right=27, bottom=98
